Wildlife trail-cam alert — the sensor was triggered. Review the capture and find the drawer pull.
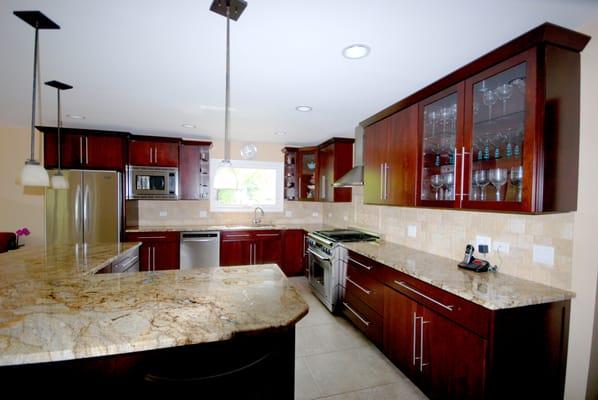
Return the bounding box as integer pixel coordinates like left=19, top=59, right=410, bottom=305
left=343, top=302, right=370, bottom=327
left=137, top=236, right=167, bottom=240
left=395, top=281, right=454, bottom=311
left=256, top=233, right=280, bottom=237
left=346, top=276, right=372, bottom=295
left=348, top=257, right=372, bottom=271
left=225, top=234, right=251, bottom=238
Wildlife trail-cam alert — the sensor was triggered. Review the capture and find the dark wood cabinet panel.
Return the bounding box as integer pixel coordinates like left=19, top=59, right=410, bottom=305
left=297, top=147, right=318, bottom=201
left=41, top=127, right=126, bottom=171
left=343, top=290, right=383, bottom=349
left=85, top=135, right=126, bottom=170
left=179, top=141, right=211, bottom=200
left=220, top=231, right=253, bottom=266
left=317, top=139, right=354, bottom=202
left=363, top=118, right=388, bottom=204
left=125, top=231, right=179, bottom=271
left=152, top=241, right=180, bottom=271
left=387, top=104, right=418, bottom=206
left=254, top=231, right=282, bottom=265
left=282, top=230, right=304, bottom=276
left=129, top=138, right=180, bottom=167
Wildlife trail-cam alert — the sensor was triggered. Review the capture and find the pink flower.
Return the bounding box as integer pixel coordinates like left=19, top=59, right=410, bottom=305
left=16, top=227, right=30, bottom=237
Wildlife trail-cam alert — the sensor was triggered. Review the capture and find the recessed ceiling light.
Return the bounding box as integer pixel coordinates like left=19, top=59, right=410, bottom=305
left=296, top=105, right=312, bottom=112
left=342, top=44, right=370, bottom=59
left=182, top=123, right=196, bottom=129
left=274, top=131, right=287, bottom=136
left=67, top=114, right=85, bottom=120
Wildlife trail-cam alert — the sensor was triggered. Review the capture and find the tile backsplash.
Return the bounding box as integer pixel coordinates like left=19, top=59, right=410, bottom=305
left=323, top=187, right=574, bottom=290
left=128, top=200, right=324, bottom=227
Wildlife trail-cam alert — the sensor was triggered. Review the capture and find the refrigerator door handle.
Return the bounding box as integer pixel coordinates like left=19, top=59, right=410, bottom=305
left=74, top=184, right=82, bottom=236
left=83, top=183, right=90, bottom=242
left=152, top=246, right=156, bottom=271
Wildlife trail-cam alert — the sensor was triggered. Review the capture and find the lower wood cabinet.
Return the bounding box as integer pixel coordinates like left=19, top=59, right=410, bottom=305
left=342, top=250, right=570, bottom=400
left=125, top=232, right=179, bottom=271
left=220, top=230, right=282, bottom=268
left=282, top=230, right=305, bottom=276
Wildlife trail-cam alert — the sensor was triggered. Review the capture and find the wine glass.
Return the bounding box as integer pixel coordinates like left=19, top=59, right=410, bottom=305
left=510, top=166, right=523, bottom=202
left=474, top=169, right=489, bottom=201
left=441, top=173, right=454, bottom=200
left=471, top=171, right=480, bottom=201
left=489, top=168, right=508, bottom=201
left=511, top=77, right=525, bottom=94
left=428, top=110, right=438, bottom=136
left=495, top=83, right=513, bottom=115
left=482, top=89, right=497, bottom=120
left=430, top=174, right=443, bottom=200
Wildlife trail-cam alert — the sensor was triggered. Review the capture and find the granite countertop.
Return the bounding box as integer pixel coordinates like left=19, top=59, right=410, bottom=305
left=342, top=241, right=574, bottom=311
left=0, top=244, right=308, bottom=367
left=125, top=223, right=332, bottom=233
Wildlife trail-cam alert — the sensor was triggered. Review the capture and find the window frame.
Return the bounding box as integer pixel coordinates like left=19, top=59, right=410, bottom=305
left=209, top=159, right=284, bottom=213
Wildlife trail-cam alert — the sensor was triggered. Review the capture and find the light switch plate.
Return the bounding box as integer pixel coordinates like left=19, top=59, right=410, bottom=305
left=493, top=241, right=510, bottom=254
left=533, top=245, right=555, bottom=267
left=285, top=211, right=292, bottom=217
left=199, top=210, right=208, bottom=218
left=476, top=235, right=492, bottom=250
left=407, top=225, right=417, bottom=238
left=159, top=211, right=167, bottom=217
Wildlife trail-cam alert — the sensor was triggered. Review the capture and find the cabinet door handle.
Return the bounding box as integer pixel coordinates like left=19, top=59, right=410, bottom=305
left=79, top=136, right=84, bottom=164
left=226, top=234, right=251, bottom=238
left=384, top=163, right=389, bottom=200
left=85, top=136, right=89, bottom=164
left=254, top=243, right=257, bottom=264
left=420, top=317, right=430, bottom=372
left=348, top=257, right=372, bottom=271
left=149, top=147, right=153, bottom=164
left=137, top=236, right=166, bottom=239
left=256, top=233, right=279, bottom=237
left=154, top=147, right=158, bottom=164
left=346, top=276, right=372, bottom=295
left=343, top=302, right=370, bottom=326
left=379, top=164, right=384, bottom=200
left=413, top=312, right=418, bottom=366
left=395, top=281, right=454, bottom=311
left=147, top=247, right=151, bottom=271
left=321, top=175, right=326, bottom=200
left=152, top=246, right=156, bottom=271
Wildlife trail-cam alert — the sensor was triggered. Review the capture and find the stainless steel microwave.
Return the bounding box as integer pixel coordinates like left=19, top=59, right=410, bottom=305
left=126, top=166, right=178, bottom=199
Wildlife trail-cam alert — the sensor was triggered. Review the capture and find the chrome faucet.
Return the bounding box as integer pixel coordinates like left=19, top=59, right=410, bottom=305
left=252, top=207, right=265, bottom=225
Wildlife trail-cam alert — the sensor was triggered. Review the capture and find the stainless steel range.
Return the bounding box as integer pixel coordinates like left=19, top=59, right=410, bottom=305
left=307, top=229, right=379, bottom=312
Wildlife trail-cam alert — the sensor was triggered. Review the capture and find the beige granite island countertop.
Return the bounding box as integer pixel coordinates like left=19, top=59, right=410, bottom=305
left=125, top=223, right=333, bottom=233
left=0, top=244, right=308, bottom=367
left=342, top=241, right=574, bottom=311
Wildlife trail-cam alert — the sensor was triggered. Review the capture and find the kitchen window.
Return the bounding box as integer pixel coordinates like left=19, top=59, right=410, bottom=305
left=210, top=159, right=284, bottom=212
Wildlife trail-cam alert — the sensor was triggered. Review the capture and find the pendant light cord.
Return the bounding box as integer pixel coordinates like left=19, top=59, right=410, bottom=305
left=224, top=3, right=231, bottom=163
left=57, top=88, right=62, bottom=172
left=29, top=26, right=39, bottom=162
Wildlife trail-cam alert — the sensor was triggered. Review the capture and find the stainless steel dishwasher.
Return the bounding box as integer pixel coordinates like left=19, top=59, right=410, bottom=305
left=180, top=231, right=220, bottom=269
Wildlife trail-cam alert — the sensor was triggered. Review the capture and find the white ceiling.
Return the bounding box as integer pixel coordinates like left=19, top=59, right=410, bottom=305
left=1, top=0, right=597, bottom=145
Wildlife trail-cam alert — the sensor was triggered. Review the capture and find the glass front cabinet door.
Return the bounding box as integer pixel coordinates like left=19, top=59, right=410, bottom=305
left=417, top=84, right=465, bottom=208
left=462, top=49, right=537, bottom=212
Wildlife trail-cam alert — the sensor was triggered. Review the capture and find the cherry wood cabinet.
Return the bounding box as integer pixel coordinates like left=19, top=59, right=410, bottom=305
left=179, top=140, right=211, bottom=200
left=281, top=230, right=305, bottom=276
left=284, top=138, right=354, bottom=202
left=317, top=138, right=354, bottom=202
left=40, top=127, right=127, bottom=171
left=220, top=230, right=281, bottom=267
left=342, top=249, right=570, bottom=399
left=364, top=105, right=418, bottom=206
left=129, top=136, right=179, bottom=167
left=125, top=231, right=179, bottom=271
left=362, top=23, right=590, bottom=213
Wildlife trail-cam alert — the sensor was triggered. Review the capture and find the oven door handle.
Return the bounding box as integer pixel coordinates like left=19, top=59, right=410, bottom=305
left=307, top=248, right=331, bottom=262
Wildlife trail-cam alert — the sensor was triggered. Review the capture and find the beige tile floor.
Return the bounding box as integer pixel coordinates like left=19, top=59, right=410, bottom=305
left=289, top=276, right=428, bottom=400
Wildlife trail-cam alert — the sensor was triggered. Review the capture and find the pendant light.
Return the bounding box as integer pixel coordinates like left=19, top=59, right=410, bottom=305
left=45, top=80, right=73, bottom=189
left=210, top=0, right=247, bottom=190
left=14, top=11, right=60, bottom=187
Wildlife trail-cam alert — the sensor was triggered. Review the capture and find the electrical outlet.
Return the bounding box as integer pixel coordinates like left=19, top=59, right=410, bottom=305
left=328, top=213, right=332, bottom=218
left=199, top=210, right=208, bottom=218
left=343, top=215, right=349, bottom=221
left=285, top=211, right=292, bottom=217
left=476, top=235, right=492, bottom=250
left=407, top=225, right=417, bottom=238
left=493, top=241, right=510, bottom=254
left=159, top=211, right=167, bottom=217
left=533, top=245, right=555, bottom=267
left=312, top=212, right=319, bottom=217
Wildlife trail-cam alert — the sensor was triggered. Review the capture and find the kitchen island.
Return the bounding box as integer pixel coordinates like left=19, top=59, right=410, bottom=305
left=0, top=243, right=308, bottom=395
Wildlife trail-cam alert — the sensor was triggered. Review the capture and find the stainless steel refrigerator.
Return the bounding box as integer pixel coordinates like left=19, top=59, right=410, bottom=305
left=46, top=170, right=121, bottom=245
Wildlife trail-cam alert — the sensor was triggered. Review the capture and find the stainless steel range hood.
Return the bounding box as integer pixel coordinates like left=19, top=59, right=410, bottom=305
left=333, top=126, right=364, bottom=187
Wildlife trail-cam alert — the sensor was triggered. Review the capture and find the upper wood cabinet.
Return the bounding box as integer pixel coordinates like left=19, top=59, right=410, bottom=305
left=41, top=126, right=127, bottom=171
left=364, top=104, right=418, bottom=206
left=362, top=23, right=591, bottom=213
left=179, top=140, right=211, bottom=200
left=318, top=138, right=354, bottom=202
left=129, top=137, right=179, bottom=167
left=297, top=147, right=319, bottom=201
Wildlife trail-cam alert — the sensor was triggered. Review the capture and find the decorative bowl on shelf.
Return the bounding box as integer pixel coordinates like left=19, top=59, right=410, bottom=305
left=307, top=161, right=316, bottom=170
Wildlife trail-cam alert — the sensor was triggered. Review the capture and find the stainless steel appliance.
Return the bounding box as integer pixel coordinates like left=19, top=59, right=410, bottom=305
left=112, top=247, right=140, bottom=273
left=46, top=170, right=121, bottom=245
left=307, top=229, right=379, bottom=312
left=126, top=166, right=178, bottom=199
left=180, top=231, right=220, bottom=269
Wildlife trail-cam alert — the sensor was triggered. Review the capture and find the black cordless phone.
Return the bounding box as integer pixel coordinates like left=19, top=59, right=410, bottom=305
left=458, top=244, right=491, bottom=272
